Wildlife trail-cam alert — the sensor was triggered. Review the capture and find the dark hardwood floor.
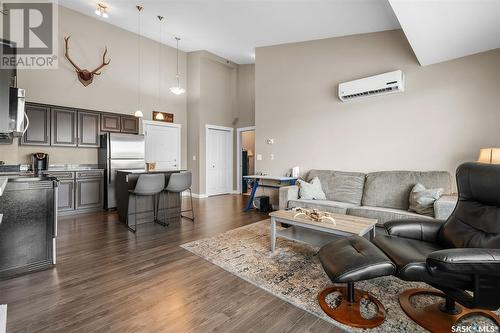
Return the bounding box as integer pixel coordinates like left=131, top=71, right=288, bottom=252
left=0, top=195, right=342, bottom=333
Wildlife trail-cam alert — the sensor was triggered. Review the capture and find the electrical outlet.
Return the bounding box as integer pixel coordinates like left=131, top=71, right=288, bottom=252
left=257, top=154, right=263, bottom=161
left=270, top=154, right=274, bottom=160
left=192, top=155, right=196, bottom=161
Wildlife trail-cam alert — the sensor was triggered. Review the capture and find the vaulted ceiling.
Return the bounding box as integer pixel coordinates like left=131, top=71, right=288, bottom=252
left=59, top=0, right=500, bottom=66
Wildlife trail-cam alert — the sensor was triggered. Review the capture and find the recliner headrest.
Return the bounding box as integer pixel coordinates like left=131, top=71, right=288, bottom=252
left=457, top=162, right=500, bottom=207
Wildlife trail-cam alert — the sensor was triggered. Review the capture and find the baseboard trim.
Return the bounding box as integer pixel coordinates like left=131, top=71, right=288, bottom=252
left=182, top=192, right=208, bottom=199
left=182, top=191, right=239, bottom=199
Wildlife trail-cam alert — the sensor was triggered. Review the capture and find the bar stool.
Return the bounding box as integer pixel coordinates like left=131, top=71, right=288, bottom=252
left=164, top=172, right=194, bottom=222
left=127, top=173, right=165, bottom=233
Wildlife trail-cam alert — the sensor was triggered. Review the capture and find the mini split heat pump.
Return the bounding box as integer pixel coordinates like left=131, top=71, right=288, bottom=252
left=338, top=70, right=405, bottom=102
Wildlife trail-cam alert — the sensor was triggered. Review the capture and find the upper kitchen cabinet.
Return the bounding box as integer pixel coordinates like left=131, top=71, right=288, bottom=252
left=101, top=114, right=121, bottom=132
left=101, top=114, right=139, bottom=134
left=51, top=107, right=77, bottom=147
left=77, top=111, right=100, bottom=147
left=120, top=116, right=139, bottom=134
left=21, top=103, right=50, bottom=146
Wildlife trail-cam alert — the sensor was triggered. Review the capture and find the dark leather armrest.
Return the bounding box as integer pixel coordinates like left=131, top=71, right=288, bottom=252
left=427, top=248, right=500, bottom=276
left=384, top=219, right=445, bottom=242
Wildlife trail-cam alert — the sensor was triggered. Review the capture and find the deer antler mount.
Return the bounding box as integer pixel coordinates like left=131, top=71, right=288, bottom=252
left=64, top=36, right=110, bottom=87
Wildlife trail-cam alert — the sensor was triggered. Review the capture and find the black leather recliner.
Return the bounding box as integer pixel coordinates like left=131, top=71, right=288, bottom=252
left=373, top=162, right=500, bottom=332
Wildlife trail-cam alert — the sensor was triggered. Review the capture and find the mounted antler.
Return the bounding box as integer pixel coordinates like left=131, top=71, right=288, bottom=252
left=64, top=36, right=111, bottom=87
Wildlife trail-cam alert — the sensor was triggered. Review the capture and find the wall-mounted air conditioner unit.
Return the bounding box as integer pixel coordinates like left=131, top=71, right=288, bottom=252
left=338, top=70, right=405, bottom=102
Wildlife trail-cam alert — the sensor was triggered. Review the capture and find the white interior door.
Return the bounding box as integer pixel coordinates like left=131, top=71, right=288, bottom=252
left=144, top=121, right=181, bottom=170
left=206, top=127, right=233, bottom=196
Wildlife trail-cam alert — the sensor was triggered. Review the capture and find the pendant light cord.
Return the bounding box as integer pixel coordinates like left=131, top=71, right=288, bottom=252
left=137, top=6, right=143, bottom=112
left=176, top=37, right=180, bottom=87
left=158, top=16, right=163, bottom=110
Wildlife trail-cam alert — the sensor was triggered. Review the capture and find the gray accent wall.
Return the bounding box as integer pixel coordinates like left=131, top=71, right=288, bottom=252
left=255, top=29, right=500, bottom=185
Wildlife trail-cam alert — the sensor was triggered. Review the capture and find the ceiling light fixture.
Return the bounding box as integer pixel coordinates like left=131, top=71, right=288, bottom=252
left=135, top=5, right=144, bottom=118
left=170, top=37, right=185, bottom=95
left=95, top=3, right=109, bottom=18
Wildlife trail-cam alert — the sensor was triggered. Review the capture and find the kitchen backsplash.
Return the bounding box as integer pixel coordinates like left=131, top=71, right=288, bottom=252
left=0, top=138, right=99, bottom=165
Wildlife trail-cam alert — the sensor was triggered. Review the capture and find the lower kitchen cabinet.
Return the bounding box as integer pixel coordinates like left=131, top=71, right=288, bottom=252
left=42, top=170, right=104, bottom=214
left=76, top=178, right=103, bottom=210
left=57, top=180, right=75, bottom=212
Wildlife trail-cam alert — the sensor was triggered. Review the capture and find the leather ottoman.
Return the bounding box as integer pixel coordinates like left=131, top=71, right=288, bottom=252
left=318, top=236, right=396, bottom=328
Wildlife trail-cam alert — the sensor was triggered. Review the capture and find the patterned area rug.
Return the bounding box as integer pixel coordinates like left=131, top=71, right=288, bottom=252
left=180, top=220, right=499, bottom=333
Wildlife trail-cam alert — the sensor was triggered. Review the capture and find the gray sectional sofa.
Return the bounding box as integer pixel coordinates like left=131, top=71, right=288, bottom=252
left=279, top=170, right=458, bottom=225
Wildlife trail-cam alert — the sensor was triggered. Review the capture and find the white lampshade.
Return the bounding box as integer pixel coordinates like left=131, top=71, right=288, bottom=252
left=477, top=148, right=500, bottom=164
left=134, top=110, right=143, bottom=118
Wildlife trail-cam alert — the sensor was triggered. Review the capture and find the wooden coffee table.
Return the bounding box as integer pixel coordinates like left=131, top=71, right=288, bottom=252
left=268, top=210, right=377, bottom=252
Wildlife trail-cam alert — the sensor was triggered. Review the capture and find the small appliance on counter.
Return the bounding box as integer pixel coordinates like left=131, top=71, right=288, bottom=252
left=32, top=153, right=49, bottom=175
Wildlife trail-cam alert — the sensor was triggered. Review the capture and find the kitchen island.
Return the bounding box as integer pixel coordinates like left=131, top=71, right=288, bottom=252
left=115, top=169, right=186, bottom=229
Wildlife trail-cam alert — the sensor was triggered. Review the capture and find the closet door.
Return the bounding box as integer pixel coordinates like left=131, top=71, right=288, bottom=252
left=206, top=127, right=233, bottom=196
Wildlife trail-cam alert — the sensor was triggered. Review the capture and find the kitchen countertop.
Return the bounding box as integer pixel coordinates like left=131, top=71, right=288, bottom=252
left=44, top=167, right=104, bottom=172
left=116, top=169, right=186, bottom=174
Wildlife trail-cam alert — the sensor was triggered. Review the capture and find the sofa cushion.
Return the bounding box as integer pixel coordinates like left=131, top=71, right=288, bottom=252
left=307, top=170, right=365, bottom=205
left=288, top=199, right=357, bottom=215
left=297, top=177, right=326, bottom=200
left=409, top=183, right=444, bottom=217
left=347, top=206, right=433, bottom=225
left=362, top=171, right=451, bottom=210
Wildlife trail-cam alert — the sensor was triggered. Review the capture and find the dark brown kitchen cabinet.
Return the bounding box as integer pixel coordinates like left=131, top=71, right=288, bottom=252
left=77, top=111, right=100, bottom=147
left=101, top=114, right=121, bottom=132
left=51, top=107, right=77, bottom=147
left=120, top=116, right=139, bottom=134
left=21, top=104, right=50, bottom=146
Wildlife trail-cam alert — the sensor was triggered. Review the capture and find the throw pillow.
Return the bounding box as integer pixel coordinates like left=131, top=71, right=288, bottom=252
left=409, top=183, right=444, bottom=217
left=298, top=177, right=326, bottom=200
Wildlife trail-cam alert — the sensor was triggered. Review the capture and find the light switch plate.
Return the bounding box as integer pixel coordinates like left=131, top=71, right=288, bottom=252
left=192, top=155, right=196, bottom=161
left=257, top=154, right=263, bottom=161
left=270, top=154, right=274, bottom=160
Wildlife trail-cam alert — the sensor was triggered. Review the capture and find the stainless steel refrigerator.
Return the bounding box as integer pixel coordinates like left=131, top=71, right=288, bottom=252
left=98, top=133, right=145, bottom=209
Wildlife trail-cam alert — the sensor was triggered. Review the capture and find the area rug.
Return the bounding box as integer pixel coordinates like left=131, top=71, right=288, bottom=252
left=180, top=220, right=499, bottom=333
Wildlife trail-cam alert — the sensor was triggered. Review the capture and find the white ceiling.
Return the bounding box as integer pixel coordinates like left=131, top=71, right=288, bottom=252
left=58, top=0, right=401, bottom=64
left=389, top=0, right=500, bottom=66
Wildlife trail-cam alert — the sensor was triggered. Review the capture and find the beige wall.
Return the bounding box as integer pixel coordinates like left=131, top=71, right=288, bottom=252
left=255, top=30, right=500, bottom=185
left=187, top=51, right=238, bottom=194
left=235, top=64, right=255, bottom=128
left=0, top=6, right=187, bottom=167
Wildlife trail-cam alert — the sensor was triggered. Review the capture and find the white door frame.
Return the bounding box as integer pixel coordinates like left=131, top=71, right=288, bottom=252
left=142, top=120, right=182, bottom=170
left=205, top=124, right=234, bottom=196
left=236, top=126, right=256, bottom=193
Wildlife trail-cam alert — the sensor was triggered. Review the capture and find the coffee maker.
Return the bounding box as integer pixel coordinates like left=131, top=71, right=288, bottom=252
left=32, top=153, right=49, bottom=175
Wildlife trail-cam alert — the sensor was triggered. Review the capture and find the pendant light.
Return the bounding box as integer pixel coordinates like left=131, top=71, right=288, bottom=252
left=134, top=5, right=144, bottom=118
left=155, top=15, right=165, bottom=121
left=170, top=37, right=185, bottom=95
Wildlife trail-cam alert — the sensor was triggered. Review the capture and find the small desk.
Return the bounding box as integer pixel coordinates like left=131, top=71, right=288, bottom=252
left=242, top=175, right=297, bottom=211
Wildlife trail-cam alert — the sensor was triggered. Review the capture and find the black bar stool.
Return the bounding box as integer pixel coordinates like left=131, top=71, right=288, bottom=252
left=163, top=172, right=194, bottom=222
left=127, top=173, right=165, bottom=233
